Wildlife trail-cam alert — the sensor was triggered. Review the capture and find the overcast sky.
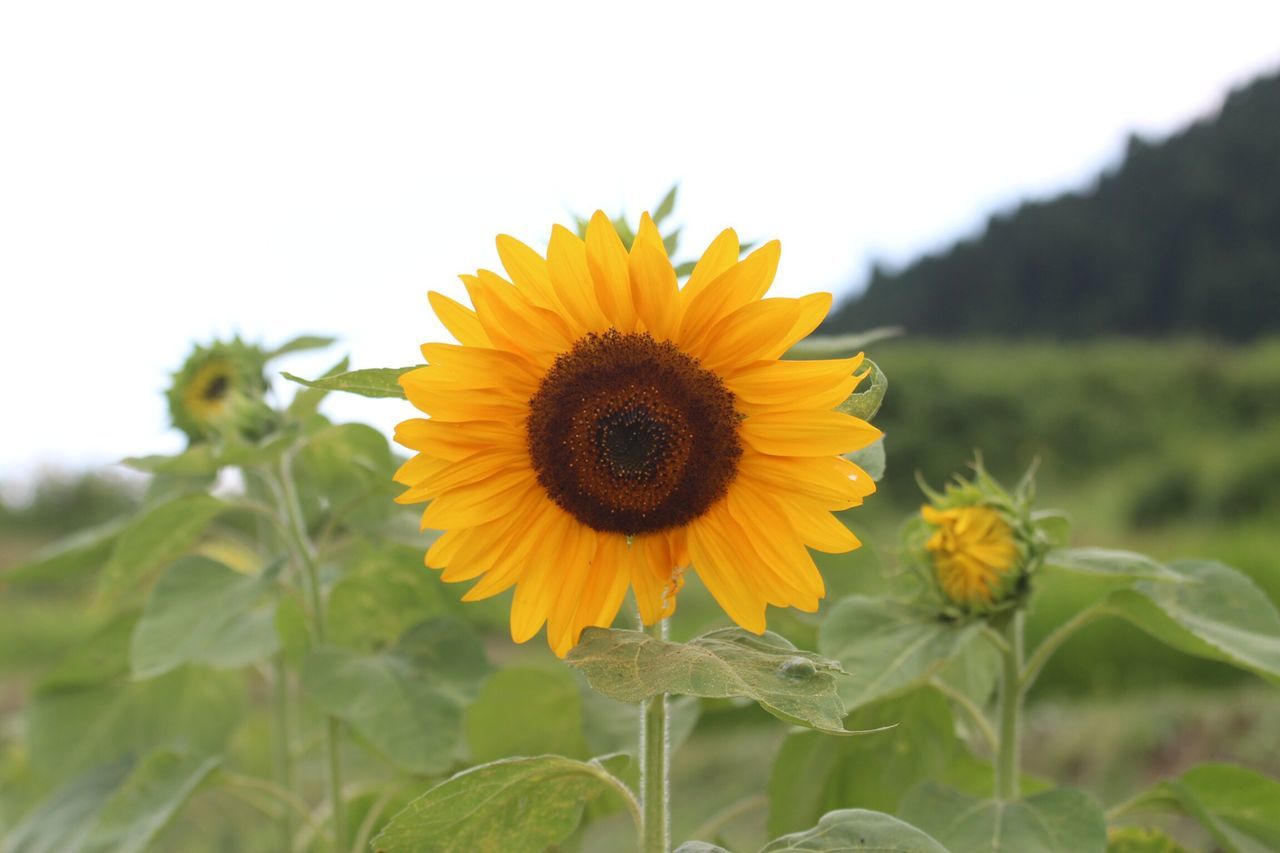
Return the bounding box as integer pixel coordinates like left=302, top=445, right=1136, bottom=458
left=3, top=2, right=1279, bottom=484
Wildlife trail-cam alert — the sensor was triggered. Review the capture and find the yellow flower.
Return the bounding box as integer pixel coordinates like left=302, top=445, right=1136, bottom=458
left=394, top=212, right=881, bottom=656
left=921, top=504, right=1019, bottom=607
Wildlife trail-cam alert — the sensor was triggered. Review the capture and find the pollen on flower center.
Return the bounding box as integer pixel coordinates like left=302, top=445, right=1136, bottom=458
left=526, top=330, right=742, bottom=535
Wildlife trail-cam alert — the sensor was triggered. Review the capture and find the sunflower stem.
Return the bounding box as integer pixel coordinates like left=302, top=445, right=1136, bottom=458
left=274, top=455, right=345, bottom=851
left=270, top=655, right=295, bottom=851
left=995, top=609, right=1025, bottom=800
left=640, top=617, right=670, bottom=853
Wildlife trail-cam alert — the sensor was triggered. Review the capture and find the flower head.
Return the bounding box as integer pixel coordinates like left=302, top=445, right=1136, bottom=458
left=922, top=504, right=1018, bottom=607
left=395, top=212, right=881, bottom=655
left=912, top=459, right=1050, bottom=615
left=167, top=339, right=275, bottom=443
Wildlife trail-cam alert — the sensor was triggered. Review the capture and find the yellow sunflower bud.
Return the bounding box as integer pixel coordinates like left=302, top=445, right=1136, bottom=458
left=911, top=460, right=1047, bottom=616
left=167, top=339, right=276, bottom=443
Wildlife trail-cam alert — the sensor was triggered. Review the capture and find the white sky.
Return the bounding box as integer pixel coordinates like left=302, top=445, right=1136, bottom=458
left=2, top=2, right=1279, bottom=482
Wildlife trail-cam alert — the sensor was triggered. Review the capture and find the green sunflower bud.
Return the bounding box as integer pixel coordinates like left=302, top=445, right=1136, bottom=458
left=167, top=338, right=277, bottom=444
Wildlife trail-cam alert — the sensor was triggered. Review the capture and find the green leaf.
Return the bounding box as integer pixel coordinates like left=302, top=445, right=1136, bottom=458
left=6, top=752, right=221, bottom=853
left=674, top=843, right=730, bottom=853
left=1047, top=548, right=1185, bottom=582
left=899, top=784, right=1107, bottom=853
left=466, top=667, right=589, bottom=763
left=29, top=663, right=242, bottom=782
left=767, top=689, right=959, bottom=836
left=97, top=494, right=230, bottom=603
left=4, top=760, right=133, bottom=852
left=372, top=755, right=629, bottom=853
left=83, top=752, right=222, bottom=853
left=662, top=225, right=682, bottom=257
left=123, top=446, right=222, bottom=477
left=1107, top=827, right=1194, bottom=852
left=301, top=616, right=490, bottom=775
left=845, top=438, right=885, bottom=482
left=267, top=334, right=336, bottom=359
left=567, top=627, right=851, bottom=734
left=4, top=517, right=126, bottom=585
left=788, top=327, right=904, bottom=357
left=652, top=184, right=678, bottom=224
left=837, top=359, right=888, bottom=422
left=1115, top=763, right=1280, bottom=853
left=326, top=542, right=443, bottom=651
left=760, top=808, right=948, bottom=852
left=1108, top=559, right=1280, bottom=681
left=130, top=556, right=280, bottom=678
left=274, top=592, right=312, bottom=668
left=674, top=260, right=697, bottom=278
left=818, top=596, right=980, bottom=710
left=281, top=366, right=416, bottom=399
left=1031, top=510, right=1072, bottom=547
left=288, top=354, right=350, bottom=417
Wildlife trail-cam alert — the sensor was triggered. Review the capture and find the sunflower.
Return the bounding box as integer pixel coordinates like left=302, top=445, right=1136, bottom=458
left=394, top=212, right=881, bottom=656
left=921, top=504, right=1019, bottom=607
left=168, top=339, right=275, bottom=443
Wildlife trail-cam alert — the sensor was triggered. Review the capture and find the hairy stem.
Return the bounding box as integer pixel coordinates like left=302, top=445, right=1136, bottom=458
left=995, top=610, right=1025, bottom=800
left=640, top=617, right=670, bottom=853
left=928, top=677, right=998, bottom=754
left=275, top=455, right=345, bottom=850
left=270, top=656, right=294, bottom=850
left=1020, top=602, right=1111, bottom=694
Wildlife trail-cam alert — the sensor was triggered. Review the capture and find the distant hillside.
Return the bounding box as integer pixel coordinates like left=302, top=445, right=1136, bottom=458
left=824, top=69, right=1280, bottom=340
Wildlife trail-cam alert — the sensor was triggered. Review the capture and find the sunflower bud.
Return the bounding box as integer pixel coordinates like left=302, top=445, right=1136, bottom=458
left=910, top=460, right=1047, bottom=616
left=167, top=338, right=276, bottom=444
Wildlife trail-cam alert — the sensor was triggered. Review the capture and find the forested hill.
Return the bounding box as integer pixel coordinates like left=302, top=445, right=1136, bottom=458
left=823, top=69, right=1280, bottom=340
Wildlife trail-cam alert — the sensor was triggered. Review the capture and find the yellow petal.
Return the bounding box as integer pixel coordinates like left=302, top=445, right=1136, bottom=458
left=547, top=224, right=610, bottom=335
left=421, top=468, right=538, bottom=528
left=678, top=240, right=780, bottom=353
left=696, top=293, right=831, bottom=373
left=495, top=233, right=562, bottom=312
left=680, top=228, right=740, bottom=305
left=628, top=214, right=681, bottom=341
left=741, top=410, right=882, bottom=457
left=585, top=211, right=637, bottom=331
left=428, top=291, right=491, bottom=347
left=687, top=505, right=768, bottom=633
left=630, top=533, right=680, bottom=626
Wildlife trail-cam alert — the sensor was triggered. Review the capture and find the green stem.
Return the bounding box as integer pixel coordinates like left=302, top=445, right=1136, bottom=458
left=640, top=617, right=670, bottom=853
left=687, top=793, right=767, bottom=846
left=270, top=656, right=294, bottom=851
left=995, top=610, right=1024, bottom=800
left=1020, top=602, right=1111, bottom=694
left=927, top=677, right=998, bottom=754
left=222, top=770, right=329, bottom=845
left=274, top=455, right=345, bottom=850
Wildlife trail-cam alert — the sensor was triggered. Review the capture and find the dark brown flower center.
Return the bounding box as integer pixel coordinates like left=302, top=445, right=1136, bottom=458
left=526, top=330, right=741, bottom=535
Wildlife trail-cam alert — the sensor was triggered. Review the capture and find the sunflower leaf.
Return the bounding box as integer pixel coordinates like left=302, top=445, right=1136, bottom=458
left=837, top=358, right=888, bottom=422
left=1106, top=559, right=1280, bottom=682
left=652, top=184, right=679, bottom=224
left=788, top=327, right=904, bottom=357
left=266, top=334, right=336, bottom=359
left=845, top=437, right=886, bottom=481
left=898, top=784, right=1107, bottom=853
left=4, top=516, right=127, bottom=585
left=130, top=556, right=280, bottom=679
left=280, top=366, right=416, bottom=399
left=1110, top=763, right=1280, bottom=853
left=96, top=494, right=231, bottom=605
left=5, top=751, right=222, bottom=853
left=300, top=616, right=490, bottom=775
left=372, top=754, right=631, bottom=853
left=1045, top=547, right=1185, bottom=582
left=761, top=808, right=948, bottom=852
left=566, top=627, right=854, bottom=734
left=818, top=596, right=980, bottom=711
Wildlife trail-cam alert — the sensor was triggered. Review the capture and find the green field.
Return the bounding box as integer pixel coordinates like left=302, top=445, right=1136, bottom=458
left=3, top=337, right=1278, bottom=851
